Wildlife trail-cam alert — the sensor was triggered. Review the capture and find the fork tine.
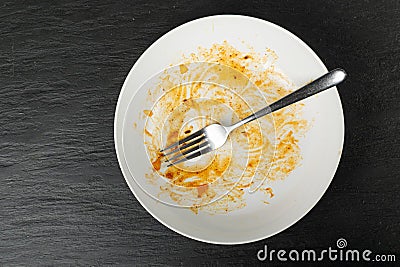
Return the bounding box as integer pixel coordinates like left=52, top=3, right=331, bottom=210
left=165, top=141, right=209, bottom=163
left=167, top=146, right=213, bottom=167
left=160, top=129, right=204, bottom=152
left=162, top=135, right=206, bottom=157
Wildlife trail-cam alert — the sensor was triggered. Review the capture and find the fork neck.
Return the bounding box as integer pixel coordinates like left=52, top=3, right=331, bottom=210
left=226, top=112, right=262, bottom=133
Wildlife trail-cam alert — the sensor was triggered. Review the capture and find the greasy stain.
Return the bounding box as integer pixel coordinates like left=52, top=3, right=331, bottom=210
left=143, top=41, right=308, bottom=214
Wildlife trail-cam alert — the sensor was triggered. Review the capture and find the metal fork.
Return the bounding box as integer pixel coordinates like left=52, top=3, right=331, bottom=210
left=161, top=68, right=347, bottom=166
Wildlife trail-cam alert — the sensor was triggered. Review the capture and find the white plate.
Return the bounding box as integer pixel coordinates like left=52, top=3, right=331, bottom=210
left=114, top=15, right=344, bottom=244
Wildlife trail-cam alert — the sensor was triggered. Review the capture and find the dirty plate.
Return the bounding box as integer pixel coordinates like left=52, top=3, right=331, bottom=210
left=114, top=15, right=344, bottom=244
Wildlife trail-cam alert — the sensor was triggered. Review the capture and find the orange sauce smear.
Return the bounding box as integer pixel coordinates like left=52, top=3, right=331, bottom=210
left=143, top=41, right=308, bottom=214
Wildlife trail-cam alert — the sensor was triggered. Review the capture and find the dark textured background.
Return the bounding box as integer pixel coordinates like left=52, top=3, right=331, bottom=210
left=1, top=0, right=399, bottom=265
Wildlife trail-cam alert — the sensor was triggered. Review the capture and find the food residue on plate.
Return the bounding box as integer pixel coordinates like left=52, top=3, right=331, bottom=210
left=141, top=41, right=308, bottom=214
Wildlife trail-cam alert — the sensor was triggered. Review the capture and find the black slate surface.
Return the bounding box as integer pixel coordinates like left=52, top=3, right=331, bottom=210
left=1, top=0, right=399, bottom=265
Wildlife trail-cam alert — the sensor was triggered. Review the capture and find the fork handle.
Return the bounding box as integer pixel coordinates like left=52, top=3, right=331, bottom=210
left=229, top=68, right=347, bottom=131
